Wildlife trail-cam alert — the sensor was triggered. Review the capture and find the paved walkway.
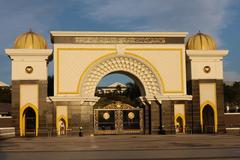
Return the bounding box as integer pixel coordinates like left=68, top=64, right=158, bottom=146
left=0, top=134, right=240, bottom=159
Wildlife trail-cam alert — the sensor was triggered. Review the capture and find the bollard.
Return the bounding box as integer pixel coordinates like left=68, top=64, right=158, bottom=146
left=160, top=125, right=166, bottom=135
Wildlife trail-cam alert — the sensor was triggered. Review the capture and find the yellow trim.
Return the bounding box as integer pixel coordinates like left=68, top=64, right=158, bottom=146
left=125, top=48, right=184, bottom=93
left=56, top=47, right=185, bottom=94
left=126, top=48, right=182, bottom=51
left=56, top=114, right=68, bottom=135
left=77, top=52, right=117, bottom=95
left=76, top=51, right=165, bottom=95
left=200, top=101, right=218, bottom=133
left=22, top=112, right=26, bottom=136
left=19, top=103, right=39, bottom=136
left=56, top=48, right=117, bottom=94
left=175, top=113, right=185, bottom=133
left=174, top=113, right=186, bottom=128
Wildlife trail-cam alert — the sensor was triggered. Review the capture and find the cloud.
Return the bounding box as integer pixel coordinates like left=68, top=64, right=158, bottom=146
left=0, top=0, right=236, bottom=49
left=0, top=0, right=62, bottom=83
left=0, top=0, right=238, bottom=83
left=86, top=0, right=235, bottom=46
left=0, top=0, right=62, bottom=48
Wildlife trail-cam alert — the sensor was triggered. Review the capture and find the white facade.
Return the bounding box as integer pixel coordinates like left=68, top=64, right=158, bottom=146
left=50, top=32, right=192, bottom=102
left=5, top=31, right=229, bottom=136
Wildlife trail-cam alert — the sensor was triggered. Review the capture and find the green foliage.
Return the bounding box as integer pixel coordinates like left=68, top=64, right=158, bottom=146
left=124, top=82, right=141, bottom=100
left=0, top=86, right=11, bottom=103
left=224, top=82, right=240, bottom=106
left=95, top=82, right=141, bottom=108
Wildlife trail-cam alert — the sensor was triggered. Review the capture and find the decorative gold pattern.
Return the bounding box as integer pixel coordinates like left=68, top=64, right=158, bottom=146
left=94, top=102, right=144, bottom=135
left=81, top=56, right=161, bottom=97
left=203, top=66, right=211, bottom=73
left=103, top=102, right=134, bottom=109
left=25, top=66, right=33, bottom=74
left=74, top=37, right=166, bottom=44
left=103, top=112, right=110, bottom=120
left=128, top=112, right=135, bottom=119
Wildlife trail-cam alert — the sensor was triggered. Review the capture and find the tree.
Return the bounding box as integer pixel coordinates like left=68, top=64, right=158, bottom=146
left=123, top=82, right=141, bottom=100
left=94, top=82, right=141, bottom=108
left=224, top=82, right=240, bottom=111
left=0, top=86, right=11, bottom=103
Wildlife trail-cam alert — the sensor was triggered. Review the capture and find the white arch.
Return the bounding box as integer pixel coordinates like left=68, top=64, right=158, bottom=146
left=79, top=55, right=162, bottom=98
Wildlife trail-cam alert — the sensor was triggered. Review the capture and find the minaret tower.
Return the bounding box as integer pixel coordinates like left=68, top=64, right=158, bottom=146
left=5, top=30, right=52, bottom=136
left=186, top=32, right=228, bottom=133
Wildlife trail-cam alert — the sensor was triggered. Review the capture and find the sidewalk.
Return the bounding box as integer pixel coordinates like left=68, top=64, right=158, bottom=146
left=0, top=134, right=240, bottom=152
left=0, top=135, right=240, bottom=160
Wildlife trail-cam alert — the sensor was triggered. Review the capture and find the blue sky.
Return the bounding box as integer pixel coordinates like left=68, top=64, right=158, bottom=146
left=0, top=0, right=240, bottom=86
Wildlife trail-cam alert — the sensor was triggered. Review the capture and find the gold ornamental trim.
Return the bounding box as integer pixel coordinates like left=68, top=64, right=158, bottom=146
left=103, top=112, right=110, bottom=120
left=128, top=112, right=135, bottom=119
left=203, top=66, right=211, bottom=73
left=25, top=66, right=33, bottom=74
left=75, top=37, right=166, bottom=44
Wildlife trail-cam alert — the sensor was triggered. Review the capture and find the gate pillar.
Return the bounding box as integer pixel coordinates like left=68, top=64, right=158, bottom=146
left=161, top=101, right=175, bottom=134
left=80, top=104, right=94, bottom=135
left=144, top=104, right=150, bottom=134
left=150, top=101, right=161, bottom=134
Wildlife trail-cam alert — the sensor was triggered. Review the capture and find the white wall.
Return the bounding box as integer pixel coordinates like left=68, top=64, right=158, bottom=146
left=54, top=44, right=186, bottom=96
left=20, top=84, right=38, bottom=108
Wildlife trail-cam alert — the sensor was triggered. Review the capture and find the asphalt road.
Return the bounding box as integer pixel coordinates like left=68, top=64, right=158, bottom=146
left=0, top=134, right=240, bottom=160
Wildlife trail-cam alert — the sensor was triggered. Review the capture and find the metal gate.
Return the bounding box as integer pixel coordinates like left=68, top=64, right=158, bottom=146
left=94, top=102, right=144, bottom=134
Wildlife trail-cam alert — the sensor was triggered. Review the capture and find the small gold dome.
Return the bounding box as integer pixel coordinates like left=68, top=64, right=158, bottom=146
left=186, top=32, right=216, bottom=50
left=13, top=30, right=48, bottom=49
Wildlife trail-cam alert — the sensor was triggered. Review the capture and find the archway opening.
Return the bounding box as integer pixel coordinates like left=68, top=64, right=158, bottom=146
left=80, top=55, right=162, bottom=98
left=93, top=72, right=145, bottom=135
left=176, top=116, right=184, bottom=133
left=202, top=105, right=215, bottom=133
left=59, top=118, right=66, bottom=135
left=95, top=71, right=145, bottom=107
left=24, top=107, right=36, bottom=136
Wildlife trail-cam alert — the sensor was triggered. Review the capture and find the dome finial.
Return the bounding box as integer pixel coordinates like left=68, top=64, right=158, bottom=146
left=29, top=27, right=32, bottom=33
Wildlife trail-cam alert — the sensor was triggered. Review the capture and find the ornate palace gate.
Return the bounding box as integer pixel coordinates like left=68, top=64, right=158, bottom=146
left=94, top=102, right=144, bottom=135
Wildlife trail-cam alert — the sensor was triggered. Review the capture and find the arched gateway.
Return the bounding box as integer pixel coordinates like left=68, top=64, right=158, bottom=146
left=5, top=31, right=228, bottom=136
left=80, top=55, right=162, bottom=98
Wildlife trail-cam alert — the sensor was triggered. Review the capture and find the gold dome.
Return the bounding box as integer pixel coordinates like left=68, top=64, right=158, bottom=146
left=13, top=30, right=48, bottom=49
left=186, top=32, right=216, bottom=50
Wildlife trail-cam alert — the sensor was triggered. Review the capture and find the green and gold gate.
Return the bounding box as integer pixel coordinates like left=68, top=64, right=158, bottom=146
left=94, top=102, right=144, bottom=135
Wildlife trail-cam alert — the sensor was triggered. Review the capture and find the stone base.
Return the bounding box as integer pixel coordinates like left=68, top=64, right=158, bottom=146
left=190, top=79, right=226, bottom=134
left=11, top=79, right=226, bottom=136
left=67, top=104, right=94, bottom=136
left=11, top=80, right=54, bottom=137
left=161, top=101, right=175, bottom=134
